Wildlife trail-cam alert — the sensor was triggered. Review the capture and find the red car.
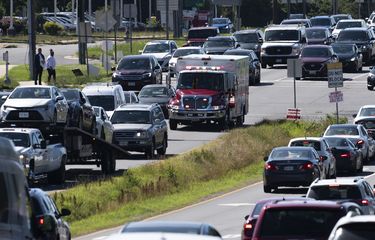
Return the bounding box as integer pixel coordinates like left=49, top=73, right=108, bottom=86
left=300, top=45, right=338, bottom=79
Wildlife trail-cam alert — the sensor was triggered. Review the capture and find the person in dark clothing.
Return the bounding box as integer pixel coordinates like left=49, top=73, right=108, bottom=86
left=34, top=48, right=45, bottom=85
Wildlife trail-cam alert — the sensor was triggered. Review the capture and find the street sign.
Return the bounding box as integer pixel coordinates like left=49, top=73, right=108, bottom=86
left=95, top=9, right=117, bottom=32
left=329, top=91, right=343, bottom=103
left=286, top=108, right=301, bottom=120
left=327, top=62, right=343, bottom=88
left=2, top=51, right=8, bottom=62
left=287, top=59, right=302, bottom=78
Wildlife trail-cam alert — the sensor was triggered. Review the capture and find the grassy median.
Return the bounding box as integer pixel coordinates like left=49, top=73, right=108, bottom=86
left=52, top=117, right=342, bottom=236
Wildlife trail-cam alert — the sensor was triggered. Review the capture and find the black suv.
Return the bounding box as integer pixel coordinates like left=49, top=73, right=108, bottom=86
left=29, top=188, right=71, bottom=240
left=336, top=27, right=375, bottom=64
left=306, top=178, right=375, bottom=215
left=233, top=29, right=264, bottom=58
left=112, top=55, right=163, bottom=91
left=111, top=103, right=168, bottom=158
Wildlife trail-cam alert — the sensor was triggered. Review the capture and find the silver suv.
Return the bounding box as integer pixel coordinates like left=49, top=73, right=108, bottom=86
left=111, top=103, right=168, bottom=158
left=261, top=24, right=306, bottom=68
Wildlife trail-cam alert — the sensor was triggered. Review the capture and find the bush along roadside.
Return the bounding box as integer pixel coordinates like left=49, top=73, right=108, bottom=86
left=53, top=116, right=344, bottom=236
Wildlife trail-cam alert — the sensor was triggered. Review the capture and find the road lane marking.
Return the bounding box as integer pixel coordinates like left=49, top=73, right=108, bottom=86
left=92, top=236, right=108, bottom=240
left=222, top=234, right=241, bottom=239
left=218, top=203, right=255, bottom=207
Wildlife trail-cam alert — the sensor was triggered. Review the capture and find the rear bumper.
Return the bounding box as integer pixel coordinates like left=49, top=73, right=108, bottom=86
left=264, top=171, right=316, bottom=187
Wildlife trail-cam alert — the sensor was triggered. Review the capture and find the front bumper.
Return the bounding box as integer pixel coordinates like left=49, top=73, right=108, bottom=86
left=264, top=170, right=317, bottom=187
left=368, top=76, right=375, bottom=87
left=302, top=63, right=328, bottom=78
left=114, top=139, right=152, bottom=152
left=169, top=109, right=226, bottom=122
left=261, top=55, right=299, bottom=65
left=113, top=78, right=155, bottom=91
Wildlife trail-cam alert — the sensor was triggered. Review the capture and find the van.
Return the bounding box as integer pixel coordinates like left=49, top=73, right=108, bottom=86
left=0, top=137, right=33, bottom=239
left=82, top=83, right=126, bottom=117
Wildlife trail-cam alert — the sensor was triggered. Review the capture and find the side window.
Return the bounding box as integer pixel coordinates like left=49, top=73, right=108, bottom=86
left=207, top=227, right=221, bottom=237
left=36, top=131, right=44, bottom=141
left=158, top=106, right=165, bottom=120
left=364, top=182, right=375, bottom=198
left=360, top=126, right=368, bottom=137
left=52, top=88, right=59, bottom=97
left=32, top=133, right=40, bottom=146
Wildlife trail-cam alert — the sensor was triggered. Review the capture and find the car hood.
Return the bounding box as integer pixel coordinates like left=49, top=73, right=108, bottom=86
left=143, top=52, right=170, bottom=60
left=4, top=98, right=51, bottom=108
left=14, top=146, right=27, bottom=153
left=113, top=123, right=152, bottom=131
left=337, top=53, right=355, bottom=60
left=238, top=42, right=260, bottom=50
left=176, top=89, right=220, bottom=97
left=301, top=57, right=330, bottom=63
left=262, top=41, right=300, bottom=47
left=336, top=40, right=368, bottom=45
left=139, top=97, right=169, bottom=104
left=307, top=38, right=326, bottom=44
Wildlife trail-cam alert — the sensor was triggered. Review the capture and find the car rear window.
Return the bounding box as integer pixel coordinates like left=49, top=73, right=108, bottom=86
left=307, top=185, right=362, bottom=200
left=290, top=140, right=321, bottom=151
left=259, top=208, right=343, bottom=237
left=331, top=223, right=375, bottom=240
left=325, top=126, right=359, bottom=136
left=122, top=226, right=200, bottom=234
left=188, top=29, right=218, bottom=39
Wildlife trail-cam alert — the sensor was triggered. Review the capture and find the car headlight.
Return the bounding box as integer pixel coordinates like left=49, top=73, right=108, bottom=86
left=350, top=57, right=356, bottom=61
left=292, top=44, right=300, bottom=55
left=136, top=131, right=147, bottom=138
left=19, top=154, right=30, bottom=164
left=212, top=105, right=225, bottom=110
left=369, top=73, right=375, bottom=78
left=142, top=72, right=152, bottom=78
left=225, top=25, right=229, bottom=29
left=261, top=48, right=266, bottom=54
left=169, top=62, right=175, bottom=67
left=362, top=45, right=368, bottom=50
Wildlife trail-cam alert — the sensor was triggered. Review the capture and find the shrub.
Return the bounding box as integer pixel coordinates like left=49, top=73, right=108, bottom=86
left=43, top=21, right=63, bottom=35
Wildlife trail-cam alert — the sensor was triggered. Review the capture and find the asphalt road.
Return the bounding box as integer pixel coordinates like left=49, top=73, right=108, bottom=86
left=73, top=65, right=375, bottom=240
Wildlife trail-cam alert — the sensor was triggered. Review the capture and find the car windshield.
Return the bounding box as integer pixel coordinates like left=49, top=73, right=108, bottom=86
left=234, top=33, right=259, bottom=43
left=306, top=29, right=326, bottom=39
left=213, top=18, right=227, bottom=24
left=143, top=43, right=169, bottom=53
left=173, top=49, right=201, bottom=57
left=289, top=140, right=321, bottom=151
left=308, top=185, right=362, bottom=200
left=282, top=20, right=305, bottom=25
left=337, top=31, right=368, bottom=41
left=118, top=58, right=151, bottom=70
left=177, top=72, right=224, bottom=91
left=358, top=120, right=375, bottom=130
left=10, top=87, right=51, bottom=99
left=311, top=18, right=331, bottom=26
left=270, top=149, right=312, bottom=159
left=265, top=30, right=299, bottom=41
left=324, top=138, right=350, bottom=147
left=110, top=110, right=150, bottom=124
left=359, top=107, right=375, bottom=117
left=259, top=209, right=343, bottom=238
left=139, top=87, right=168, bottom=97
left=61, top=89, right=79, bottom=101
left=0, top=132, right=30, bottom=147
left=224, top=51, right=252, bottom=60
left=334, top=15, right=350, bottom=22
left=124, top=92, right=131, bottom=103
left=325, top=126, right=359, bottom=136
left=302, top=47, right=331, bottom=57
left=205, top=40, right=234, bottom=48
left=122, top=225, right=200, bottom=234
left=332, top=45, right=355, bottom=54
left=332, top=223, right=375, bottom=240
left=188, top=29, right=218, bottom=39
left=336, top=21, right=362, bottom=29
left=87, top=96, right=114, bottom=111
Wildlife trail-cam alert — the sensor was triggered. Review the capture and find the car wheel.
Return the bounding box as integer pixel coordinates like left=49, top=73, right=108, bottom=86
left=157, top=135, right=167, bottom=156
left=368, top=85, right=374, bottom=91
left=169, top=119, right=177, bottom=130
left=263, top=185, right=272, bottom=193
left=261, top=63, right=267, bottom=69
left=358, top=158, right=363, bottom=173
left=53, top=110, right=58, bottom=125
left=268, top=64, right=273, bottom=68
left=219, top=111, right=230, bottom=131
left=47, top=156, right=66, bottom=184
left=101, top=150, right=115, bottom=174
left=145, top=140, right=155, bottom=159
left=256, top=71, right=261, bottom=84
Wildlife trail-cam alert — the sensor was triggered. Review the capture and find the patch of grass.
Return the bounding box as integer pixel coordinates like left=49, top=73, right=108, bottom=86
left=53, top=117, right=340, bottom=237
left=0, top=64, right=111, bottom=89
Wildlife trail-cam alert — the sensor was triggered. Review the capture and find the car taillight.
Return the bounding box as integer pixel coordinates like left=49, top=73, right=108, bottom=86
left=300, top=163, right=313, bottom=170
left=340, top=153, right=350, bottom=158
left=360, top=199, right=369, bottom=206
left=265, top=163, right=277, bottom=171
left=357, top=140, right=364, bottom=145
left=38, top=217, right=44, bottom=225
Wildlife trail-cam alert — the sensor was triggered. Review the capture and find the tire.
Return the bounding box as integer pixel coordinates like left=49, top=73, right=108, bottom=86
left=268, top=64, right=273, bottom=68
left=169, top=119, right=177, bottom=130
left=263, top=185, right=272, bottom=193
left=219, top=111, right=230, bottom=131
left=145, top=140, right=155, bottom=159
left=101, top=150, right=115, bottom=174
left=256, top=71, right=261, bottom=84
left=261, top=63, right=267, bottom=69
left=77, top=112, right=83, bottom=129
left=358, top=158, right=363, bottom=173
left=48, top=156, right=66, bottom=184
left=236, top=108, right=245, bottom=127
left=368, top=85, right=374, bottom=91
left=157, top=135, right=167, bottom=156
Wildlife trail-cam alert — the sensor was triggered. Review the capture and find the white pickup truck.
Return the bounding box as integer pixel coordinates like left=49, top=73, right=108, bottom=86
left=0, top=128, right=67, bottom=184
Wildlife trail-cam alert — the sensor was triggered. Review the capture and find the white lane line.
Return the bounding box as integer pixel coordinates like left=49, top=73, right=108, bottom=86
left=222, top=234, right=241, bottom=239
left=351, top=73, right=368, bottom=80
left=218, top=203, right=255, bottom=207
left=92, top=237, right=108, bottom=240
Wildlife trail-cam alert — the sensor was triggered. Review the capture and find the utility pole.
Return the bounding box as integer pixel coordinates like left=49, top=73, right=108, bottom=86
left=303, top=0, right=307, bottom=18
left=166, top=0, right=169, bottom=39
left=89, top=0, right=92, bottom=17
left=9, top=0, right=14, bottom=34
left=77, top=0, right=86, bottom=64
left=272, top=0, right=277, bottom=24
left=149, top=0, right=152, bottom=19
left=54, top=0, right=57, bottom=18
left=287, top=0, right=291, bottom=17
left=27, top=0, right=36, bottom=81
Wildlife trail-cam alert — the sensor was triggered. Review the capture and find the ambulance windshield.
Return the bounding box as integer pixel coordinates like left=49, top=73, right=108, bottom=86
left=177, top=72, right=224, bottom=91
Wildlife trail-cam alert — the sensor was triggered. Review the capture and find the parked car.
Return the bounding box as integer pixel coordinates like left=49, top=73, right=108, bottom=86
left=300, top=45, right=338, bottom=79
left=328, top=215, right=375, bottom=240
left=61, top=88, right=96, bottom=133
left=323, top=124, right=375, bottom=162
left=233, top=29, right=264, bottom=58
left=331, top=14, right=352, bottom=23
left=111, top=103, right=168, bottom=158
left=123, top=91, right=139, bottom=104
left=29, top=188, right=71, bottom=240
left=288, top=137, right=336, bottom=179
left=168, top=46, right=204, bottom=77
left=112, top=55, right=163, bottom=91
left=281, top=18, right=312, bottom=28
left=138, top=84, right=176, bottom=118
left=367, top=66, right=375, bottom=90
left=251, top=200, right=353, bottom=240
left=224, top=48, right=261, bottom=85
left=306, top=27, right=334, bottom=45
left=93, top=106, right=114, bottom=143
left=140, top=40, right=178, bottom=71
left=0, top=86, right=69, bottom=134
left=335, top=27, right=375, bottom=64
left=185, top=27, right=219, bottom=47
left=310, top=15, right=336, bottom=31
left=323, top=136, right=363, bottom=173
left=203, top=36, right=238, bottom=55
left=263, top=146, right=323, bottom=193
left=306, top=178, right=375, bottom=215
left=119, top=221, right=221, bottom=237
left=332, top=19, right=367, bottom=39
left=332, top=43, right=363, bottom=72
left=211, top=17, right=234, bottom=33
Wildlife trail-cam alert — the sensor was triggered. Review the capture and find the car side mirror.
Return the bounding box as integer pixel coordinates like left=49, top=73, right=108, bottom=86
left=40, top=140, right=46, bottom=149
left=80, top=97, right=86, bottom=104
left=263, top=156, right=268, bottom=161
left=138, top=50, right=143, bottom=54
left=1, top=95, right=7, bottom=100
left=236, top=43, right=241, bottom=48
left=155, top=65, right=161, bottom=70
left=332, top=54, right=338, bottom=60
left=353, top=114, right=357, bottom=118
left=154, top=119, right=161, bottom=124
left=60, top=208, right=71, bottom=217
left=301, top=37, right=306, bottom=43
left=319, top=155, right=328, bottom=161
left=258, top=38, right=263, bottom=43
left=111, top=67, right=116, bottom=71
left=244, top=215, right=249, bottom=220
left=55, top=96, right=64, bottom=102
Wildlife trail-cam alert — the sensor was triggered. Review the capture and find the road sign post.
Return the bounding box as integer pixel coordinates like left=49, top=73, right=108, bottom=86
left=327, top=62, right=343, bottom=123
left=287, top=59, right=302, bottom=113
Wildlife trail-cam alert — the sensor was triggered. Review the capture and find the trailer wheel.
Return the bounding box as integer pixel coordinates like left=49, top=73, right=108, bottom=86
left=157, top=135, right=167, bottom=156
left=101, top=150, right=116, bottom=174
left=48, top=156, right=66, bottom=184
left=145, top=140, right=155, bottom=159
left=169, top=119, right=177, bottom=130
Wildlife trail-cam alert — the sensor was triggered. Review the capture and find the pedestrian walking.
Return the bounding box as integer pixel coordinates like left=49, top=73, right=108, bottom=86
left=46, top=49, right=56, bottom=85
left=34, top=48, right=45, bottom=85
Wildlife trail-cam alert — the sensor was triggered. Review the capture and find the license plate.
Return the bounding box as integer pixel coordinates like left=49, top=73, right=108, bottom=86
left=309, top=70, right=317, bottom=75
left=187, top=113, right=194, bottom=117
left=284, top=166, right=294, bottom=171
left=128, top=82, right=135, bottom=86
left=19, top=112, right=29, bottom=118
left=276, top=59, right=282, bottom=63
left=119, top=141, right=128, bottom=146
left=197, top=113, right=204, bottom=117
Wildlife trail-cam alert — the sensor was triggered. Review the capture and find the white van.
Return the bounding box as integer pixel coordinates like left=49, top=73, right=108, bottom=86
left=82, top=83, right=126, bottom=117
left=0, top=137, right=33, bottom=239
